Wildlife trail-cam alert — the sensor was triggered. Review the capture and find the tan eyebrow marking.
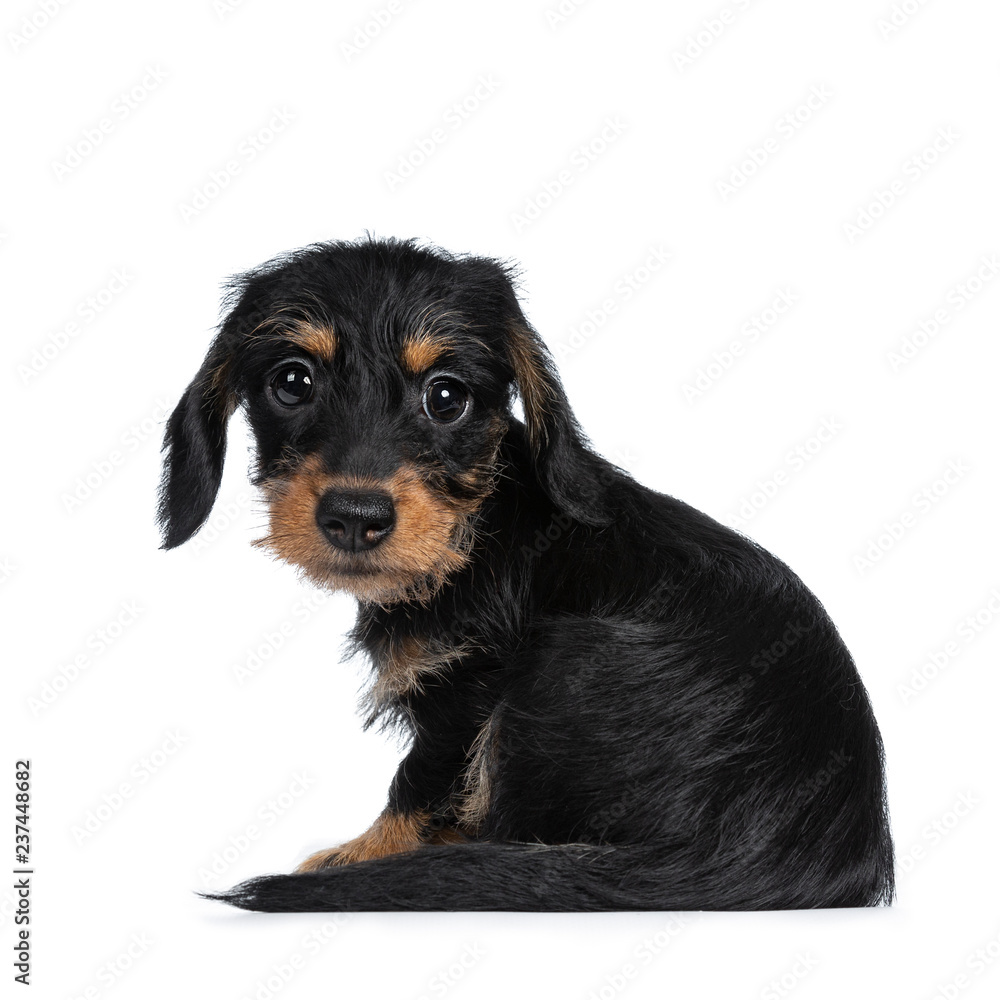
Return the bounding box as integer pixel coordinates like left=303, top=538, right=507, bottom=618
left=284, top=322, right=337, bottom=362
left=399, top=331, right=453, bottom=374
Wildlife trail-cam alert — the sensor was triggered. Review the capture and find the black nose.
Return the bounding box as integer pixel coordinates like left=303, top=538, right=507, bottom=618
left=316, top=489, right=396, bottom=553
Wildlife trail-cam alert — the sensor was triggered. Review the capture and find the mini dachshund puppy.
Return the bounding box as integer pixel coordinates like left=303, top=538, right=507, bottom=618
left=159, top=236, right=894, bottom=911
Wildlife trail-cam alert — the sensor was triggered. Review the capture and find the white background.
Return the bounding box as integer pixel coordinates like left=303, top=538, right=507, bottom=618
left=3, top=0, right=1000, bottom=997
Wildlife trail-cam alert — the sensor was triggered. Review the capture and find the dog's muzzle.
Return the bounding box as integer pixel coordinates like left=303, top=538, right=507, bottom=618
left=316, top=488, right=396, bottom=553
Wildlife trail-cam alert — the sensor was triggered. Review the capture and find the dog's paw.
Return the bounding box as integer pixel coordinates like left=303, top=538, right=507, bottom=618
left=295, top=844, right=365, bottom=872
left=294, top=809, right=439, bottom=872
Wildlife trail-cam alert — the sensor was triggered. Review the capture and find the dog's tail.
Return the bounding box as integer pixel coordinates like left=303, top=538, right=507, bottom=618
left=204, top=841, right=891, bottom=912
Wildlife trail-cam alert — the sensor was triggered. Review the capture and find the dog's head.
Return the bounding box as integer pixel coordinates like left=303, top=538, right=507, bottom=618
left=159, top=237, right=607, bottom=604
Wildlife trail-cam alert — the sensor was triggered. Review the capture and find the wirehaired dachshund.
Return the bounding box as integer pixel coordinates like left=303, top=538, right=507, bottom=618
left=158, top=236, right=894, bottom=911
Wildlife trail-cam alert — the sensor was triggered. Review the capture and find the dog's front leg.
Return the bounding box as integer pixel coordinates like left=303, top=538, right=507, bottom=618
left=295, top=740, right=468, bottom=872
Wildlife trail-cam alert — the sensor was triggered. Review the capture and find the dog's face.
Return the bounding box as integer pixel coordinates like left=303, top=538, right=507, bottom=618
left=159, top=238, right=608, bottom=605
left=237, top=297, right=513, bottom=604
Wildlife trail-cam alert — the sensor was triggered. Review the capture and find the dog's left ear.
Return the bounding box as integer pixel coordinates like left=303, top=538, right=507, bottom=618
left=157, top=343, right=234, bottom=549
left=503, top=318, right=613, bottom=527
left=457, top=255, right=613, bottom=526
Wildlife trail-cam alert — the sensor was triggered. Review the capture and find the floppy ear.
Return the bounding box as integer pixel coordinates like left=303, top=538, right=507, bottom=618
left=505, top=320, right=612, bottom=527
left=157, top=345, right=234, bottom=549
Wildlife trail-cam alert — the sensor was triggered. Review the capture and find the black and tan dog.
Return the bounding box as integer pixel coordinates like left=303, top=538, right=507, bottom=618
left=159, top=236, right=894, bottom=911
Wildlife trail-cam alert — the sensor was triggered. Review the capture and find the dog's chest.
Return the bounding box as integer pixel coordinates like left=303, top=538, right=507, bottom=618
left=369, top=633, right=472, bottom=704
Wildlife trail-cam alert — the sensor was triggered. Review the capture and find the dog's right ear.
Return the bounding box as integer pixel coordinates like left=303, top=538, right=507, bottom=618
left=505, top=320, right=613, bottom=527
left=157, top=343, right=234, bottom=549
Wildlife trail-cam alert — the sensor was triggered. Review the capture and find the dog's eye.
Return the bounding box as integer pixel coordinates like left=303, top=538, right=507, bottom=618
left=423, top=379, right=468, bottom=423
left=271, top=364, right=314, bottom=407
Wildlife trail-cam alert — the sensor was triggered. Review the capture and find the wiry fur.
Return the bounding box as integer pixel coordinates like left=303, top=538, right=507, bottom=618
left=158, top=236, right=894, bottom=911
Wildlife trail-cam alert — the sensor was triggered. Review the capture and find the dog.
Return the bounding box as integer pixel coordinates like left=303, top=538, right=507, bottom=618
left=158, top=236, right=894, bottom=911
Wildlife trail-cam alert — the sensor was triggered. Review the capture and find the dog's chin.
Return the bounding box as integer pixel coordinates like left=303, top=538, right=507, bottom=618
left=253, top=536, right=467, bottom=607
left=303, top=559, right=460, bottom=606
